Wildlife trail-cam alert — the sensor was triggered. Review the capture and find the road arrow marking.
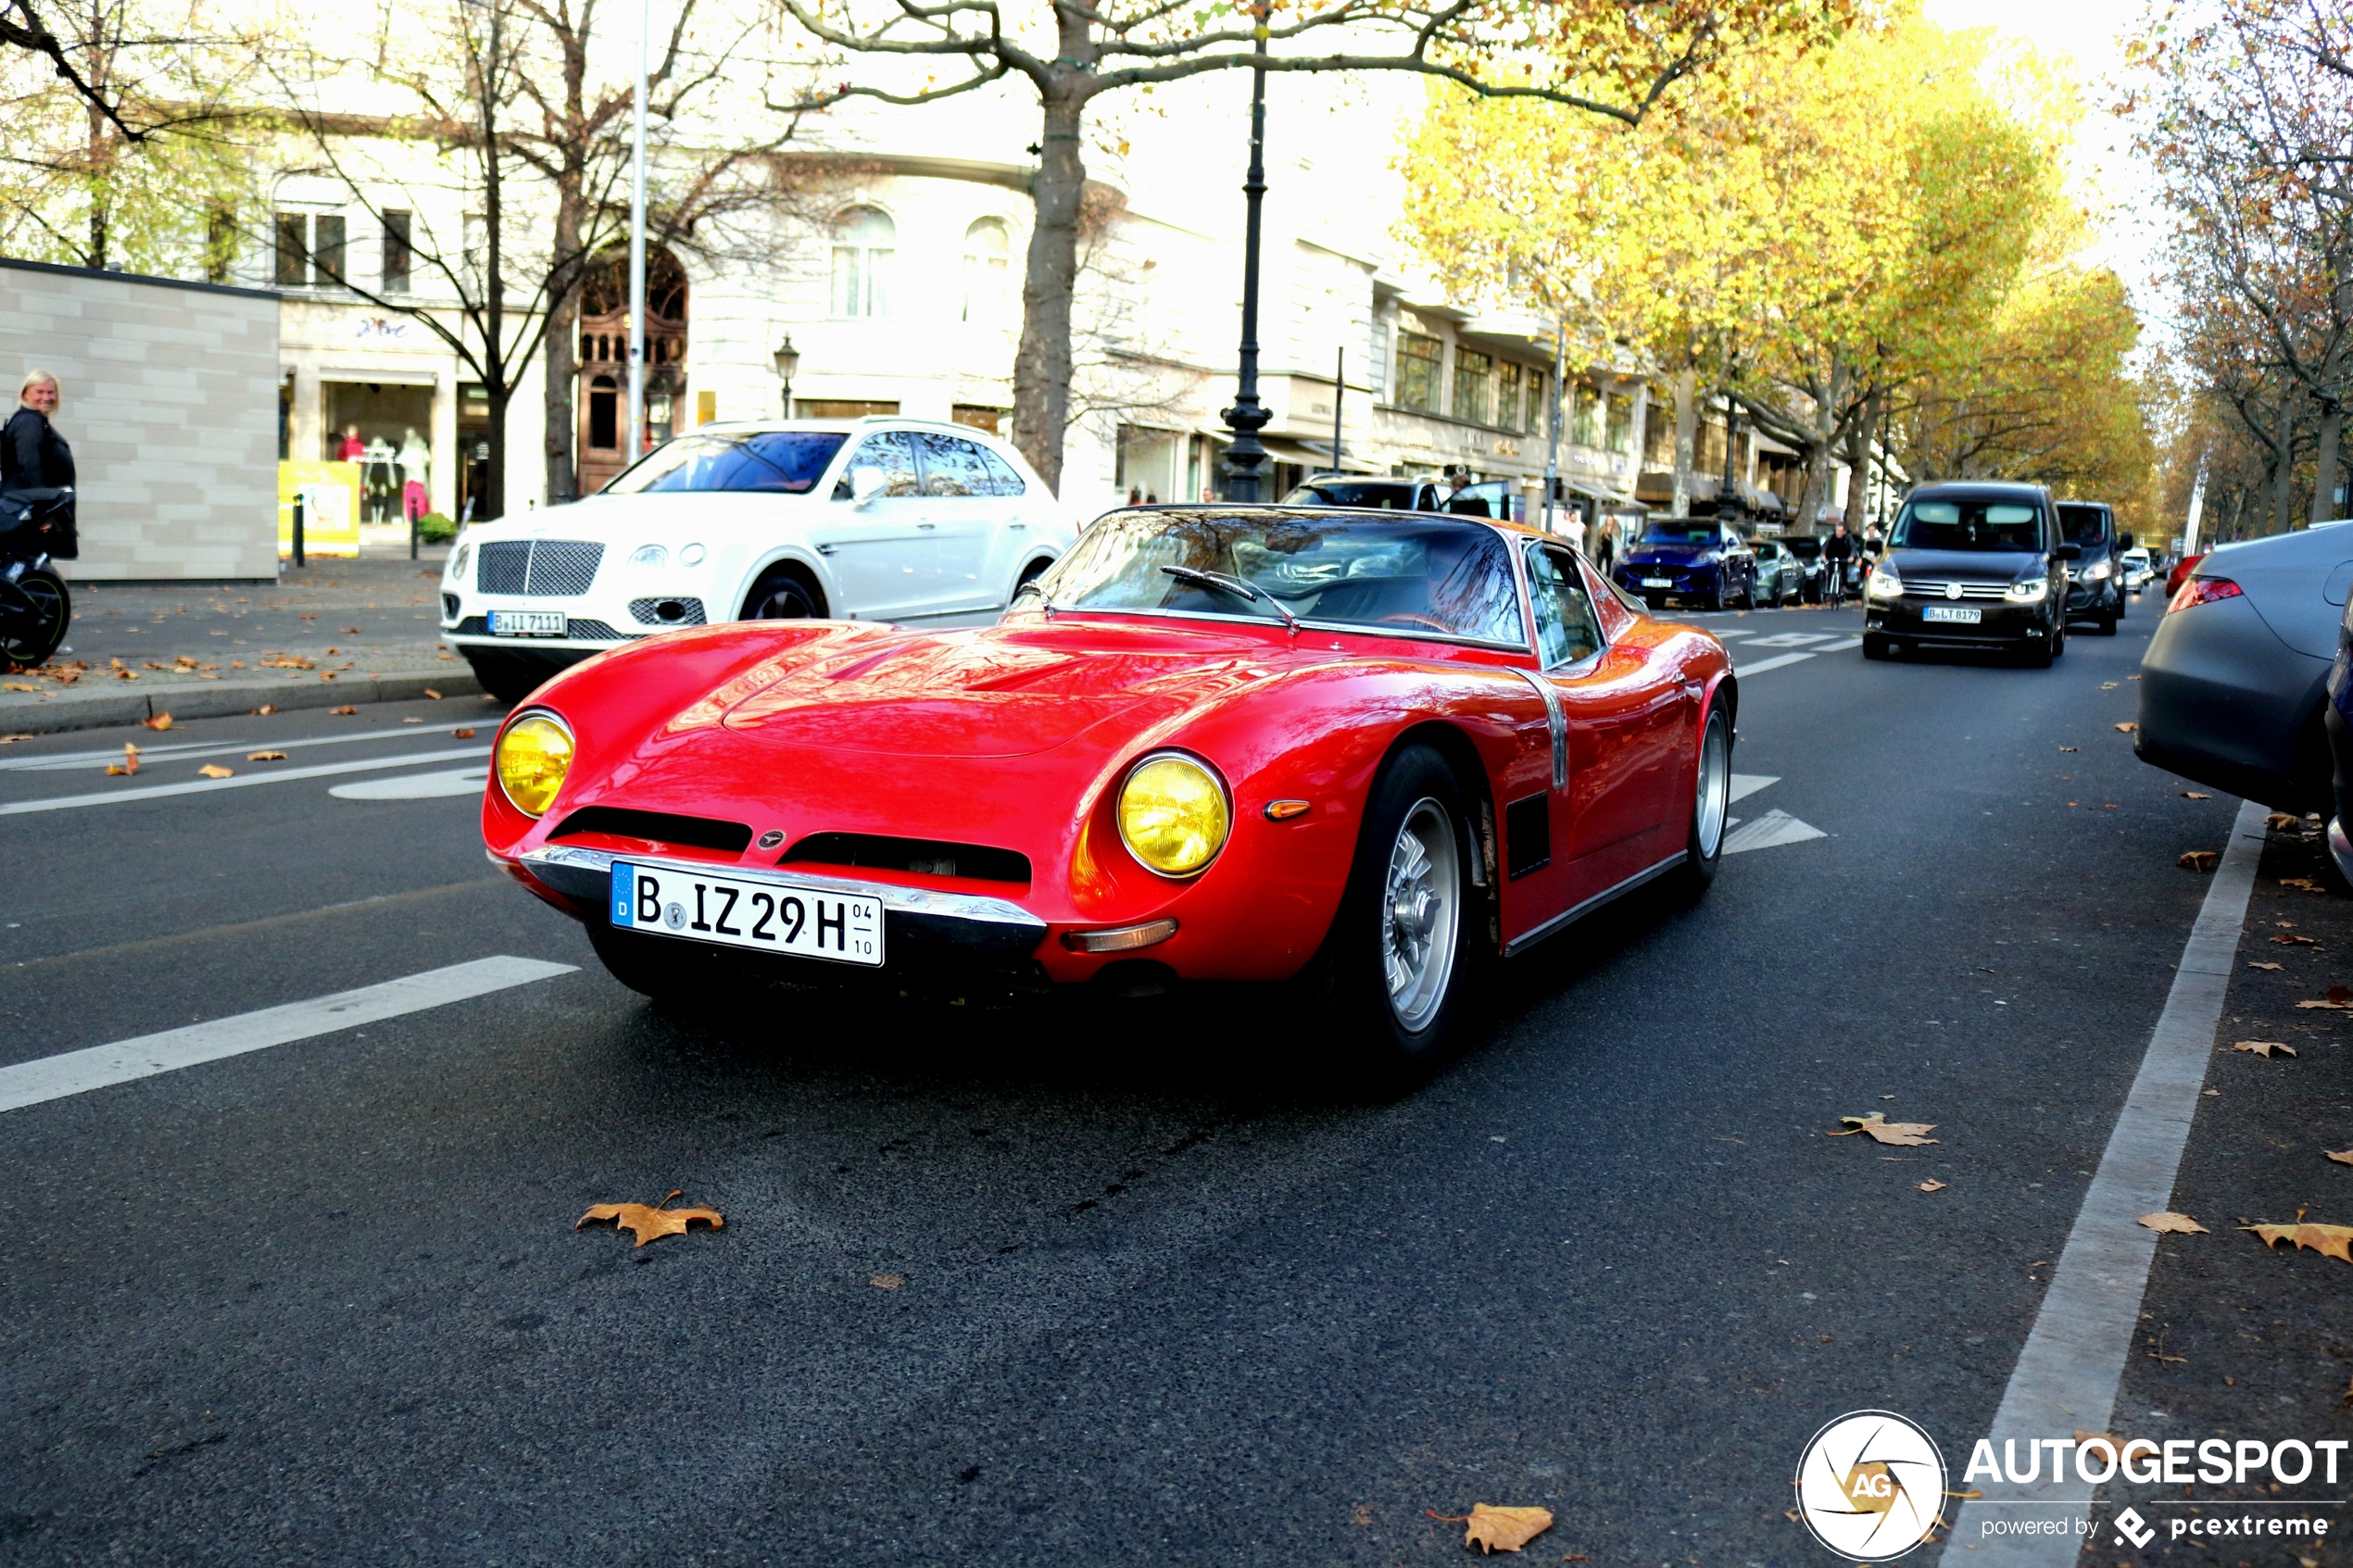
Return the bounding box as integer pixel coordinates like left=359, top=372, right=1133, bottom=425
left=1722, top=809, right=1826, bottom=855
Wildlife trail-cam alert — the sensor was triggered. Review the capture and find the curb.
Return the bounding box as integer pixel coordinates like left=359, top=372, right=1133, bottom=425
left=0, top=669, right=486, bottom=735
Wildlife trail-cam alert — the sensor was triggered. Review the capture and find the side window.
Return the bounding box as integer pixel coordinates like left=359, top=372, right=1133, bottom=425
left=976, top=444, right=1026, bottom=496
left=914, top=433, right=995, bottom=497
left=831, top=431, right=920, bottom=499
left=1527, top=543, right=1604, bottom=669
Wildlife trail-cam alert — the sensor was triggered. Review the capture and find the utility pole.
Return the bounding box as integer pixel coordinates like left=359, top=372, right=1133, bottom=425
left=1541, top=322, right=1564, bottom=535
left=2183, top=458, right=2208, bottom=559
left=1329, top=348, right=1344, bottom=475
left=1216, top=1, right=1271, bottom=502
left=623, top=0, right=649, bottom=461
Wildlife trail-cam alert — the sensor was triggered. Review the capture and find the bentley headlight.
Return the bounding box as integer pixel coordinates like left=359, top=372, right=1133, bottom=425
left=1868, top=564, right=1903, bottom=599
left=448, top=542, right=471, bottom=580
left=629, top=543, right=668, bottom=569
left=1117, top=753, right=1230, bottom=877
left=2006, top=577, right=2049, bottom=603
left=2082, top=558, right=2112, bottom=581
left=496, top=712, right=573, bottom=817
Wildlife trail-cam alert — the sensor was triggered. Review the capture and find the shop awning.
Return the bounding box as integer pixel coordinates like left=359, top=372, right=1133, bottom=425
left=1261, top=436, right=1380, bottom=474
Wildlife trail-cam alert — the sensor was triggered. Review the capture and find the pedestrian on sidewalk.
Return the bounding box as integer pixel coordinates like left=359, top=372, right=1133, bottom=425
left=4, top=368, right=77, bottom=558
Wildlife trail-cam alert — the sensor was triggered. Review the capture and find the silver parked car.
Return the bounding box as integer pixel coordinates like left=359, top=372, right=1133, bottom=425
left=2136, top=523, right=2353, bottom=814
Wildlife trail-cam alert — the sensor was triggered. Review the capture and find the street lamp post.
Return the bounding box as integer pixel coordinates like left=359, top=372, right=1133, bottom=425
left=1217, top=4, right=1273, bottom=502
left=773, top=336, right=799, bottom=419
left=623, top=0, right=649, bottom=458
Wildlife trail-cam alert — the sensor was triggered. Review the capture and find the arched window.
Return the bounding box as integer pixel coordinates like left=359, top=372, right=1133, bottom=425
left=963, top=218, right=1010, bottom=324
left=831, top=207, right=895, bottom=318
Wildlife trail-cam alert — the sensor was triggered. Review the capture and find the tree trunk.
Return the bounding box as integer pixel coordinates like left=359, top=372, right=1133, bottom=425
left=2310, top=395, right=2343, bottom=528
left=484, top=385, right=509, bottom=523
left=2273, top=401, right=2296, bottom=536
left=1012, top=89, right=1086, bottom=495
left=1843, top=384, right=1881, bottom=534
left=543, top=182, right=585, bottom=507
left=1671, top=369, right=1695, bottom=517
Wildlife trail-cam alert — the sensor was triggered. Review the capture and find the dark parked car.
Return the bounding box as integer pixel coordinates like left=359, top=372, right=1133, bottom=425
left=1613, top=517, right=1758, bottom=610
left=1282, top=476, right=1445, bottom=513
left=1862, top=482, right=2080, bottom=665
left=1780, top=534, right=1830, bottom=603
left=2137, top=524, right=2353, bottom=826
left=2056, top=498, right=2131, bottom=634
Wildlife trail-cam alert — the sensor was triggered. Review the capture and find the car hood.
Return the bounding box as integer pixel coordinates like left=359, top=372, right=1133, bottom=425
left=458, top=490, right=811, bottom=546
left=1623, top=542, right=1719, bottom=564
left=1885, top=548, right=2045, bottom=583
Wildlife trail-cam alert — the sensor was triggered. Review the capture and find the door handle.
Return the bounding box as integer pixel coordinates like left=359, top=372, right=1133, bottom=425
left=917, top=522, right=937, bottom=531
left=815, top=543, right=837, bottom=556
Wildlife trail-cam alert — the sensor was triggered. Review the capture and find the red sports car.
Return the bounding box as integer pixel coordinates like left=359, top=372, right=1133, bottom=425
left=483, top=506, right=1737, bottom=1079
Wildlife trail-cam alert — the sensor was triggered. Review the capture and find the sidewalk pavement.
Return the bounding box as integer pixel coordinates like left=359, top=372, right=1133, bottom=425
left=2, top=555, right=479, bottom=735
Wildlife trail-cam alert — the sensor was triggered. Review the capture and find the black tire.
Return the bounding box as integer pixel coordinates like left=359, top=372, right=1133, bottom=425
left=0, top=567, right=69, bottom=667
left=2098, top=611, right=2119, bottom=635
left=2021, top=634, right=2054, bottom=669
left=1301, top=744, right=1481, bottom=1089
left=1706, top=580, right=1726, bottom=613
left=743, top=569, right=824, bottom=621
left=1862, top=633, right=1892, bottom=660
left=1667, top=703, right=1732, bottom=902
left=463, top=649, right=551, bottom=705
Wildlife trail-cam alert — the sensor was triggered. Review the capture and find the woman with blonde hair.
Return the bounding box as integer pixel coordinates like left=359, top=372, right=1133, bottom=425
left=4, top=369, right=76, bottom=558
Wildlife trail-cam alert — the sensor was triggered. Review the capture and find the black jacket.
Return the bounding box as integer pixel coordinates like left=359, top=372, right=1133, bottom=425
left=3, top=407, right=72, bottom=492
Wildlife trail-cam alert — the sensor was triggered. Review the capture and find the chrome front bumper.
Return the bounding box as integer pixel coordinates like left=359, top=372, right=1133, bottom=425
left=517, top=845, right=1050, bottom=960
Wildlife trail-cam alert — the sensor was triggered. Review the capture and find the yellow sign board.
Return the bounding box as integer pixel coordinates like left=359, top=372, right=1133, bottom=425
left=277, top=461, right=363, bottom=558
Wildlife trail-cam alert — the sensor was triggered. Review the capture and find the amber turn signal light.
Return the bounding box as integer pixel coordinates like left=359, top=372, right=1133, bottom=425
left=1061, top=919, right=1178, bottom=953
left=1264, top=799, right=1311, bottom=821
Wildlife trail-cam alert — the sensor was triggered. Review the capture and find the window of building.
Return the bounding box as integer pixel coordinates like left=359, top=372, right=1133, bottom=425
left=1497, top=362, right=1521, bottom=434
left=1524, top=369, right=1546, bottom=435
left=1394, top=332, right=1441, bottom=413
left=1571, top=383, right=1603, bottom=447
left=963, top=218, right=1010, bottom=324
left=1453, top=349, right=1492, bottom=426
left=383, top=210, right=412, bottom=293
left=831, top=207, right=895, bottom=318
left=311, top=215, right=346, bottom=286
left=1642, top=388, right=1676, bottom=466
left=273, top=213, right=308, bottom=286
left=1606, top=392, right=1634, bottom=453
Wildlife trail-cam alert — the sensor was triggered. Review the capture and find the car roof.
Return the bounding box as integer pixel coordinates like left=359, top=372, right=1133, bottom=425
left=1907, top=481, right=2049, bottom=500
left=1109, top=500, right=1549, bottom=543
left=692, top=416, right=1018, bottom=445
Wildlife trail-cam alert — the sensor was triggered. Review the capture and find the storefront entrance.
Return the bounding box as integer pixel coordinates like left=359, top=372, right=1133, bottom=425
left=576, top=247, right=686, bottom=495
left=322, top=381, right=434, bottom=524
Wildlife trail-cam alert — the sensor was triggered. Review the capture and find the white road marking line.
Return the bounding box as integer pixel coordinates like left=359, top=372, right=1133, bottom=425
left=330, top=767, right=487, bottom=801
left=1816, top=637, right=1863, bottom=651
left=1947, top=798, right=2266, bottom=1562
left=1721, top=809, right=1826, bottom=854
left=0, top=955, right=576, bottom=1113
left=1733, top=652, right=1817, bottom=677
left=0, top=746, right=486, bottom=816
left=0, top=724, right=481, bottom=773
left=1728, top=773, right=1779, bottom=804
left=1744, top=632, right=1842, bottom=648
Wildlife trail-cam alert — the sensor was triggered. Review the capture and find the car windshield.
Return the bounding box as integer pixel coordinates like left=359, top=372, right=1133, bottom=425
left=1033, top=510, right=1526, bottom=645
left=1892, top=499, right=2046, bottom=552
left=1642, top=521, right=1718, bottom=545
left=1783, top=537, right=1821, bottom=560
left=605, top=431, right=849, bottom=495
left=1281, top=481, right=1426, bottom=510
left=2057, top=504, right=2112, bottom=546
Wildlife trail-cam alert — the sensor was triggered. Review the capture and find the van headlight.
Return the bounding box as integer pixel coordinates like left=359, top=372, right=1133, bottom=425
left=495, top=711, right=573, bottom=817
left=2006, top=577, right=2049, bottom=603
left=1117, top=753, right=1230, bottom=877
left=1867, top=564, right=1903, bottom=599
left=2082, top=558, right=2112, bottom=581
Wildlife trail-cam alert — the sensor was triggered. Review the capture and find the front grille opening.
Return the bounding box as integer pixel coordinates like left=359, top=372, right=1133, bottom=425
left=782, top=832, right=1031, bottom=885
left=550, top=807, right=753, bottom=854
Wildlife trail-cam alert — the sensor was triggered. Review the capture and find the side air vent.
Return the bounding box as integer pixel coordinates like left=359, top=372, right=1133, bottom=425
left=781, top=832, right=1032, bottom=885
left=549, top=807, right=754, bottom=854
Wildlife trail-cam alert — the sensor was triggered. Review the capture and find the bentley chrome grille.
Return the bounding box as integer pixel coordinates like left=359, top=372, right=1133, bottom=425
left=474, top=539, right=605, bottom=597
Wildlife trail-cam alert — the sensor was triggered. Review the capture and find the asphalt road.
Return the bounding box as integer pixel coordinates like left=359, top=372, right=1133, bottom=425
left=0, top=595, right=2251, bottom=1566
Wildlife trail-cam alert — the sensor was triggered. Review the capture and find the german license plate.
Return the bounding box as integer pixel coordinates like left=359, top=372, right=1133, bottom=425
left=490, top=609, right=567, bottom=637
left=610, top=862, right=884, bottom=966
left=1924, top=605, right=1982, bottom=624
left=1641, top=577, right=1672, bottom=588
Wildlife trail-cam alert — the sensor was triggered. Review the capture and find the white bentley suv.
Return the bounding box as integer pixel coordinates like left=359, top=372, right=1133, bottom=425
left=440, top=418, right=1076, bottom=701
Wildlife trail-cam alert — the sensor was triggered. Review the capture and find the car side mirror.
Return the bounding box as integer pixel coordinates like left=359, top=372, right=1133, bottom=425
left=849, top=467, right=887, bottom=507
left=2056, top=543, right=2082, bottom=561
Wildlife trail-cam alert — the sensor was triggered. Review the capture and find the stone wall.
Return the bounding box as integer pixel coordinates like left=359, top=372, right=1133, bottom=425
left=0, top=257, right=280, bottom=581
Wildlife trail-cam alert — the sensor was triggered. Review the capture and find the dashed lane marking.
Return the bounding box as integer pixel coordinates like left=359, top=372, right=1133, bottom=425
left=330, top=767, right=488, bottom=801
left=1744, top=633, right=1843, bottom=648
left=0, top=746, right=486, bottom=816
left=0, top=956, right=577, bottom=1113
left=1817, top=637, right=1863, bottom=651
left=1732, top=652, right=1817, bottom=677
left=0, top=724, right=484, bottom=773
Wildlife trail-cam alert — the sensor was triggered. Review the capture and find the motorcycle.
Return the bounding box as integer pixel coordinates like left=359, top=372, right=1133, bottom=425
left=0, top=486, right=73, bottom=668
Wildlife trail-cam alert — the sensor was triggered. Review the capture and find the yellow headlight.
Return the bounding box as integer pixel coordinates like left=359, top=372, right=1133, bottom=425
left=1117, top=754, right=1230, bottom=877
left=496, top=713, right=573, bottom=817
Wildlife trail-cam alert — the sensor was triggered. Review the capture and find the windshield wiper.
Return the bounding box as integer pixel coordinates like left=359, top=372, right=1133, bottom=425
left=1160, top=564, right=1300, bottom=632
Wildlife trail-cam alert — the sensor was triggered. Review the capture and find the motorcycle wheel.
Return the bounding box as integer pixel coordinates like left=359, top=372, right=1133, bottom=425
left=0, top=568, right=69, bottom=667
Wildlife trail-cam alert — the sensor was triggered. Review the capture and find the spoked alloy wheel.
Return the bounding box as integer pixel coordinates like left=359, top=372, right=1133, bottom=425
left=1380, top=797, right=1462, bottom=1034
left=1671, top=703, right=1732, bottom=901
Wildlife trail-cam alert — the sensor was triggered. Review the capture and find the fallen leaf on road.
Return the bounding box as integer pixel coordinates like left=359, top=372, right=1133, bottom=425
left=2180, top=850, right=2220, bottom=872
left=2074, top=1431, right=2127, bottom=1461
left=575, top=1189, right=724, bottom=1248
left=2103, top=682, right=2120, bottom=689
left=2326, top=1149, right=2353, bottom=1166
left=1, top=682, right=33, bottom=693
left=329, top=705, right=357, bottom=716
left=245, top=751, right=285, bottom=761
left=104, top=743, right=139, bottom=776
left=2283, top=877, right=2327, bottom=891
left=402, top=717, right=422, bottom=723
left=1831, top=1114, right=1940, bottom=1146
left=424, top=688, right=443, bottom=699
left=2059, top=746, right=2078, bottom=752
left=340, top=627, right=359, bottom=633
left=870, top=1273, right=904, bottom=1289
left=2297, top=987, right=2353, bottom=1009
left=452, top=727, right=476, bottom=738
left=2140, top=1212, right=2210, bottom=1234
left=251, top=704, right=275, bottom=715
left=2252, top=961, right=2285, bottom=971
left=141, top=712, right=172, bottom=731
left=1917, top=1180, right=1948, bottom=1193
left=2246, top=1221, right=2353, bottom=1264
left=2233, top=1041, right=2297, bottom=1057
left=195, top=763, right=232, bottom=779
left=1425, top=1505, right=1553, bottom=1555
left=2116, top=721, right=2138, bottom=733
left=2274, top=934, right=2323, bottom=947
left=2183, top=790, right=2211, bottom=798
left=2271, top=812, right=2309, bottom=831
left=0, top=734, right=31, bottom=742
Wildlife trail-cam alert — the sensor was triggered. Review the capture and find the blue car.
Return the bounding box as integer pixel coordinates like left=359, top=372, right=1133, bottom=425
left=1613, top=517, right=1759, bottom=611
